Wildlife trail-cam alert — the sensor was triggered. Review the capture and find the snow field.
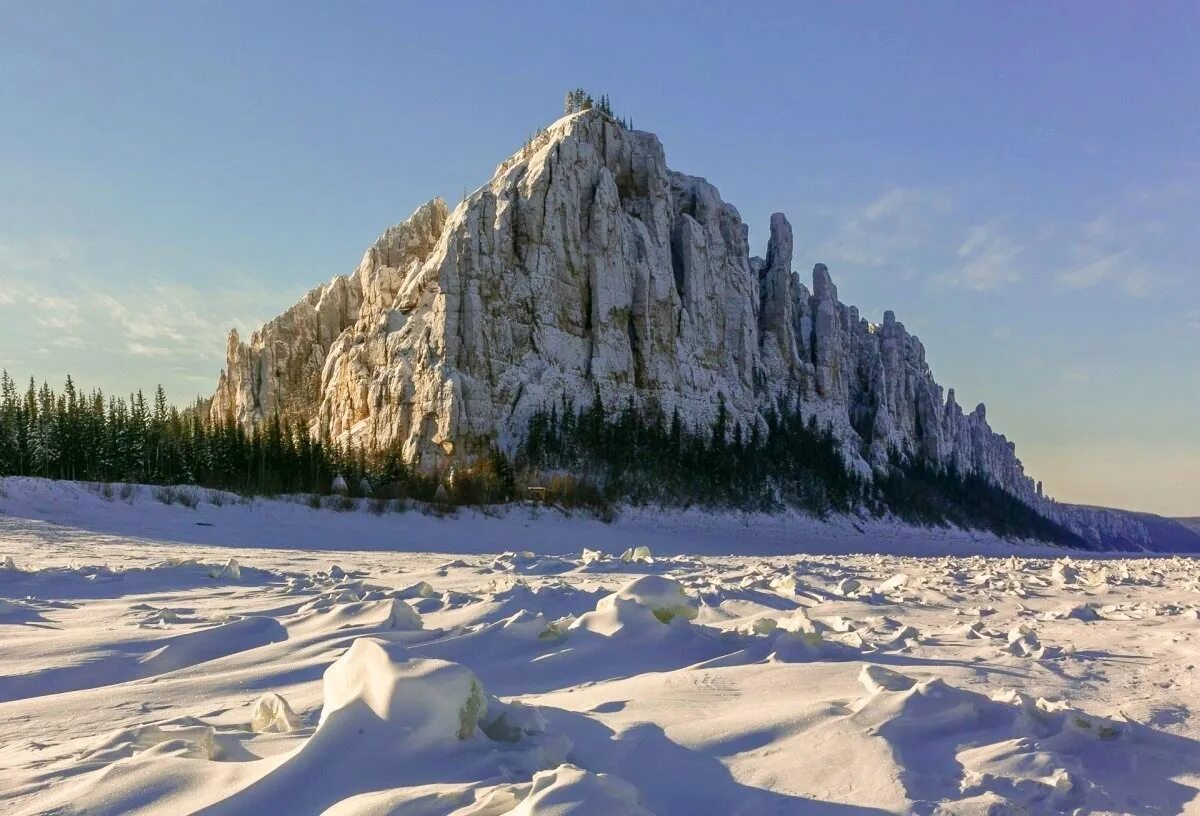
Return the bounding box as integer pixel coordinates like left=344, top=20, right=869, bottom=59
left=2, top=478, right=1200, bottom=813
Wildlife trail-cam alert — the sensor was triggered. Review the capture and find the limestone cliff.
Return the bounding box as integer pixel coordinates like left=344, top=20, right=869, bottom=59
left=211, top=110, right=1045, bottom=506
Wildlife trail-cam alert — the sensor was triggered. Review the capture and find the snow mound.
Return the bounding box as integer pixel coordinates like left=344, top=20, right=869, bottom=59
left=850, top=667, right=1173, bottom=812
left=570, top=596, right=668, bottom=638
left=394, top=580, right=437, bottom=599
left=134, top=604, right=205, bottom=628
left=453, top=610, right=574, bottom=646
left=202, top=638, right=571, bottom=813
left=0, top=596, right=39, bottom=619
left=298, top=597, right=424, bottom=632
left=492, top=551, right=573, bottom=575
left=607, top=575, right=698, bottom=623
left=78, top=722, right=217, bottom=763
left=0, top=556, right=282, bottom=599
left=569, top=576, right=701, bottom=637
left=768, top=628, right=862, bottom=662
left=489, top=763, right=655, bottom=815
left=319, top=639, right=486, bottom=748
left=451, top=580, right=604, bottom=629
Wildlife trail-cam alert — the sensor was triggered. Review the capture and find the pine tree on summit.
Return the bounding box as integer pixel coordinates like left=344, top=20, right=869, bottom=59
left=563, top=88, right=594, bottom=115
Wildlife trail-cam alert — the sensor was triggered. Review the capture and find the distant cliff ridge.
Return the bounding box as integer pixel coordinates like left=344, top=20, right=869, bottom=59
left=210, top=108, right=1191, bottom=550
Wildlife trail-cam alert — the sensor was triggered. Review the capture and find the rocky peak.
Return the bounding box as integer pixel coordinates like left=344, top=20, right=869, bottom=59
left=211, top=108, right=1051, bottom=508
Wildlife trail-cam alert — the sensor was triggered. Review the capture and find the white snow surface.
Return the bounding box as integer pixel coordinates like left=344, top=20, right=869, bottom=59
left=3, top=477, right=1200, bottom=815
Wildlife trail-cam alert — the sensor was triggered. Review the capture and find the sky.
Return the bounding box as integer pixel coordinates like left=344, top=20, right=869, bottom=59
left=0, top=2, right=1197, bottom=516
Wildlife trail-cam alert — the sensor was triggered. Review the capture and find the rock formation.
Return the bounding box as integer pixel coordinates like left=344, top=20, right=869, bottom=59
left=210, top=109, right=1046, bottom=506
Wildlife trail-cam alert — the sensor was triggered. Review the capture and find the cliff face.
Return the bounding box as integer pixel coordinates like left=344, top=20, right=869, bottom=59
left=211, top=110, right=1038, bottom=500
left=211, top=198, right=447, bottom=433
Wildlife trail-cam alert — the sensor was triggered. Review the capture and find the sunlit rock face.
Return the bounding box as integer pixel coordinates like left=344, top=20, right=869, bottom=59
left=210, top=109, right=1041, bottom=502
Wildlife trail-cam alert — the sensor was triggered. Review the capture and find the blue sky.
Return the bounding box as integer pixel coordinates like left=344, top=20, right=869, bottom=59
left=1, top=2, right=1197, bottom=515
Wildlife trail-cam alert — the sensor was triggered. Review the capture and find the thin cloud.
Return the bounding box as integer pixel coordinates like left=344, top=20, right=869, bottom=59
left=1061, top=365, right=1093, bottom=385
left=1049, top=181, right=1194, bottom=298
left=821, top=187, right=953, bottom=268
left=0, top=233, right=78, bottom=274
left=94, top=282, right=284, bottom=360
left=931, top=221, right=1023, bottom=291
left=1055, top=250, right=1130, bottom=291
left=127, top=342, right=175, bottom=358
left=1054, top=249, right=1168, bottom=298
left=0, top=236, right=293, bottom=389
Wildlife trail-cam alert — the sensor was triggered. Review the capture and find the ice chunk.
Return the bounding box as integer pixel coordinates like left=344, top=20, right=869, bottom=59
left=835, top=578, right=862, bottom=596
left=387, top=598, right=423, bottom=630
left=210, top=558, right=241, bottom=580
left=1051, top=559, right=1079, bottom=586
left=875, top=625, right=920, bottom=652
left=961, top=621, right=1001, bottom=640
left=769, top=574, right=798, bottom=594
left=394, top=581, right=436, bottom=599
left=859, top=664, right=917, bottom=693
left=619, top=545, right=653, bottom=564
left=251, top=692, right=302, bottom=733
left=492, top=551, right=574, bottom=575
left=1005, top=624, right=1063, bottom=659
left=771, top=627, right=861, bottom=662
left=777, top=607, right=827, bottom=635
left=1041, top=603, right=1099, bottom=622
left=751, top=617, right=779, bottom=635
left=479, top=699, right=572, bottom=773
left=877, top=573, right=909, bottom=593
left=1007, top=624, right=1035, bottom=645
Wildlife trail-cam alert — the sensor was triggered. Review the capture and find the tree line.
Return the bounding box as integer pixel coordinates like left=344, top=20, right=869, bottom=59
left=0, top=371, right=362, bottom=496
left=519, top=391, right=861, bottom=515
left=517, top=389, right=1088, bottom=546
left=0, top=370, right=1086, bottom=545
